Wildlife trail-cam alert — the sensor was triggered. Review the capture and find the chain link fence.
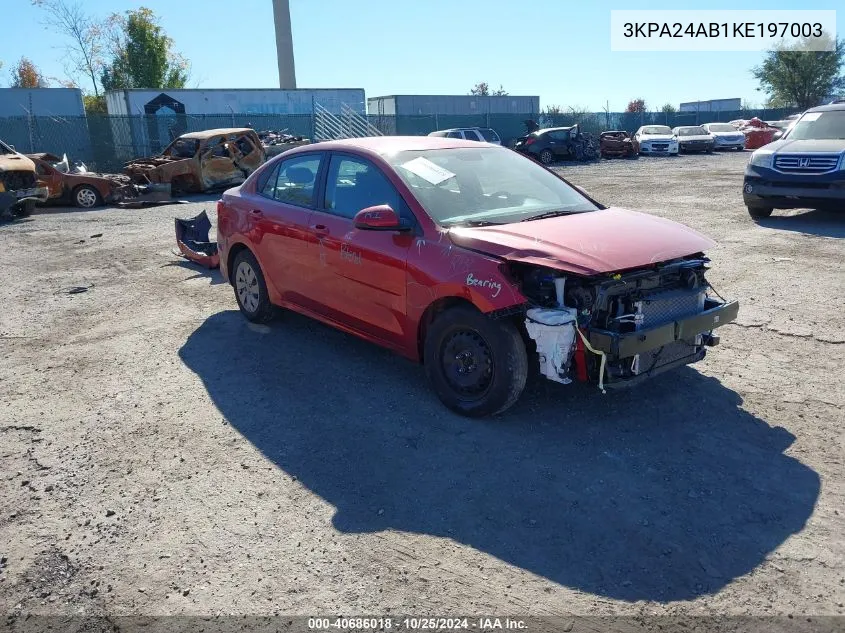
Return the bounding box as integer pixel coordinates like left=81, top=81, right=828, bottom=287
left=0, top=108, right=798, bottom=172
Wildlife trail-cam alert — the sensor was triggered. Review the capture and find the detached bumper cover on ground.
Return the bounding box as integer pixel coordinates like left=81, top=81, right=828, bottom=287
left=175, top=210, right=220, bottom=269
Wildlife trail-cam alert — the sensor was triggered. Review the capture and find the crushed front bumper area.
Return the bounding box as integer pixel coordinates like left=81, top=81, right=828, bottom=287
left=588, top=298, right=739, bottom=387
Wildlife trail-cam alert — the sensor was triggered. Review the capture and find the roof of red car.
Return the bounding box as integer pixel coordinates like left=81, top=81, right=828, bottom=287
left=304, top=135, right=495, bottom=154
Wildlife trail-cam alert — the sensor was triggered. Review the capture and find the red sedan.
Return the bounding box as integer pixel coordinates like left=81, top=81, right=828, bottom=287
left=217, top=136, right=738, bottom=417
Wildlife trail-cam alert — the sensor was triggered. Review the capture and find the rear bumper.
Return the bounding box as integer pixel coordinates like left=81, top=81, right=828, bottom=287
left=588, top=298, right=739, bottom=384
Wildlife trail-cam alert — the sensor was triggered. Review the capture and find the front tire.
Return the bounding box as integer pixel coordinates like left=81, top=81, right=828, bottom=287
left=73, top=185, right=100, bottom=209
left=747, top=204, right=773, bottom=220
left=232, top=249, right=275, bottom=323
left=538, top=149, right=554, bottom=165
left=424, top=306, right=528, bottom=417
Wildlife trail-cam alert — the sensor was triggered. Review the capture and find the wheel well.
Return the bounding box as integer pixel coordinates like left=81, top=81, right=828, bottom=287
left=72, top=183, right=100, bottom=198
left=416, top=296, right=479, bottom=363
left=226, top=243, right=250, bottom=285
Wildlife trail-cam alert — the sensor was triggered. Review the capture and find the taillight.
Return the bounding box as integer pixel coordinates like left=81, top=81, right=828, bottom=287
left=525, top=138, right=536, bottom=146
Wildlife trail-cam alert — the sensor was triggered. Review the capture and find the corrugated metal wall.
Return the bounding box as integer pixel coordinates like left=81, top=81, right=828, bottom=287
left=0, top=88, right=85, bottom=117
left=370, top=95, right=540, bottom=116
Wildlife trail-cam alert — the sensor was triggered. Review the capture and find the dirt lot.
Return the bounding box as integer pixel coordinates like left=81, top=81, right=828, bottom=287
left=1, top=151, right=843, bottom=621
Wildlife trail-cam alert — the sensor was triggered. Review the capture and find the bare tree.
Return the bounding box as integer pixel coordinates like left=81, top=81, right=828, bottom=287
left=32, top=0, right=104, bottom=96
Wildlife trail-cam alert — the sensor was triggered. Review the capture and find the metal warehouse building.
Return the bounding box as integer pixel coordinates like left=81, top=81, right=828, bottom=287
left=0, top=88, right=85, bottom=117
left=367, top=94, right=540, bottom=116
left=105, top=88, right=366, bottom=116
left=679, top=98, right=742, bottom=113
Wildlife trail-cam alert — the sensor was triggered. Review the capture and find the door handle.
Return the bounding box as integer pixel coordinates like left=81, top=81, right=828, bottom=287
left=250, top=208, right=263, bottom=218
left=311, top=223, right=329, bottom=237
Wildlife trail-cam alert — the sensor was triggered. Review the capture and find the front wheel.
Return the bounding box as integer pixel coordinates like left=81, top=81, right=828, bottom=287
left=232, top=249, right=275, bottom=323
left=538, top=149, right=554, bottom=165
left=424, top=306, right=528, bottom=417
left=747, top=204, right=773, bottom=220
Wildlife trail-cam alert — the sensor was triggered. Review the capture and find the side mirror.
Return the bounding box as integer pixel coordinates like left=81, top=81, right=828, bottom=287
left=353, top=204, right=409, bottom=231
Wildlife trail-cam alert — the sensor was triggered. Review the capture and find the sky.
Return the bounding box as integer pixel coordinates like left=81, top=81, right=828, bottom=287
left=3, top=0, right=843, bottom=112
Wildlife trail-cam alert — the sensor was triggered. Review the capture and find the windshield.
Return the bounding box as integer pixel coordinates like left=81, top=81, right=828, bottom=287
left=706, top=124, right=736, bottom=133
left=785, top=110, right=845, bottom=140
left=677, top=126, right=707, bottom=136
left=164, top=138, right=199, bottom=158
left=386, top=147, right=600, bottom=226
left=642, top=126, right=672, bottom=135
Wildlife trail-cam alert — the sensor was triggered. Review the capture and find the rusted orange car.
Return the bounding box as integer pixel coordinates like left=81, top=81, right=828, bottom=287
left=27, top=153, right=171, bottom=208
left=124, top=128, right=266, bottom=194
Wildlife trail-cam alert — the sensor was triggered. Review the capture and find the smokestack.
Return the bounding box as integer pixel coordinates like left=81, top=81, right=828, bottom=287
left=273, top=0, right=297, bottom=89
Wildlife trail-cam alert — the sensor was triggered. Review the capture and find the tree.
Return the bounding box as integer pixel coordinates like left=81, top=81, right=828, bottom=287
left=544, top=104, right=563, bottom=115
left=660, top=103, right=677, bottom=113
left=470, top=82, right=507, bottom=96
left=10, top=57, right=49, bottom=88
left=32, top=0, right=104, bottom=97
left=626, top=98, right=647, bottom=113
left=752, top=35, right=845, bottom=110
left=101, top=7, right=189, bottom=90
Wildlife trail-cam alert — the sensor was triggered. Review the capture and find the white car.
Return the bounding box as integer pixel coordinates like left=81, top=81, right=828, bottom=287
left=701, top=123, right=746, bottom=150
left=671, top=125, right=715, bottom=153
left=633, top=125, right=679, bottom=155
left=427, top=127, right=502, bottom=145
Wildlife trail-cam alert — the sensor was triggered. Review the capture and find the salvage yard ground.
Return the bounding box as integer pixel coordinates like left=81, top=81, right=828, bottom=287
left=0, top=151, right=843, bottom=618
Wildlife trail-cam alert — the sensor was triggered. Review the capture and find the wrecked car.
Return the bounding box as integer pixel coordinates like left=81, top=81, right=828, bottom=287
left=124, top=128, right=265, bottom=194
left=175, top=210, right=219, bottom=269
left=257, top=129, right=310, bottom=157
left=0, top=139, right=48, bottom=220
left=217, top=136, right=739, bottom=417
left=28, top=153, right=169, bottom=208
left=599, top=130, right=639, bottom=158
left=514, top=124, right=599, bottom=164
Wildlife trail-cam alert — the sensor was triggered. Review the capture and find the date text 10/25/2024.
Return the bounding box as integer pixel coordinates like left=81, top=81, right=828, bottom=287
left=308, top=617, right=528, bottom=630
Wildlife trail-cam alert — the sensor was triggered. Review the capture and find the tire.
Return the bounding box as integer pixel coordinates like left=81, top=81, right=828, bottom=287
left=538, top=149, right=554, bottom=165
left=747, top=205, right=773, bottom=220
left=423, top=306, right=528, bottom=417
left=232, top=249, right=275, bottom=323
left=15, top=199, right=36, bottom=218
left=73, top=185, right=100, bottom=209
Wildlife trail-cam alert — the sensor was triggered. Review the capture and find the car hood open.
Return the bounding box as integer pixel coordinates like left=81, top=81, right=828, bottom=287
left=447, top=207, right=715, bottom=275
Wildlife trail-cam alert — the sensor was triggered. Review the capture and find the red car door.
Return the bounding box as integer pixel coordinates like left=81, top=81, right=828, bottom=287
left=241, top=152, right=324, bottom=307
left=305, top=153, right=416, bottom=347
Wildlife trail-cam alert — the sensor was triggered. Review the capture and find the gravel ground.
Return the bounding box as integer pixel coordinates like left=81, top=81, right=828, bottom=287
left=0, top=151, right=843, bottom=622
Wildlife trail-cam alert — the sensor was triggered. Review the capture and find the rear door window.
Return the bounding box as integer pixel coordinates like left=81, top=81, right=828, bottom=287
left=260, top=154, right=322, bottom=208
left=462, top=130, right=482, bottom=141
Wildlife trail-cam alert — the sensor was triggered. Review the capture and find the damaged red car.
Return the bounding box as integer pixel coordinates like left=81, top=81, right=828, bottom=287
left=217, top=137, right=739, bottom=417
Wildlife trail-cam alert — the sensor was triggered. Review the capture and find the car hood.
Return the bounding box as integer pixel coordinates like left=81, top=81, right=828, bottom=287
left=710, top=130, right=744, bottom=138
left=679, top=134, right=713, bottom=142
left=639, top=134, right=675, bottom=141
left=447, top=207, right=715, bottom=275
left=0, top=154, right=35, bottom=173
left=761, top=138, right=845, bottom=153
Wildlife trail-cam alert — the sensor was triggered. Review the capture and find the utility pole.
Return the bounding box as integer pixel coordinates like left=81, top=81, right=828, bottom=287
left=273, top=0, right=297, bottom=89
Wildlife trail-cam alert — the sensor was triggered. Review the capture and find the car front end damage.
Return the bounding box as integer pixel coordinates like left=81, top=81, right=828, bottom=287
left=510, top=256, right=738, bottom=390
left=0, top=165, right=49, bottom=219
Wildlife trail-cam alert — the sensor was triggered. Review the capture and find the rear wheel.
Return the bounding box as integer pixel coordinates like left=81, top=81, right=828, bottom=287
left=747, top=204, right=773, bottom=220
left=423, top=306, right=528, bottom=417
left=232, top=249, right=275, bottom=323
left=538, top=149, right=554, bottom=165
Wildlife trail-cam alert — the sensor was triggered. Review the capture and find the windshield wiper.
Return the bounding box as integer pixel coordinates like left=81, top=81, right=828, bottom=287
left=520, top=209, right=583, bottom=222
left=447, top=219, right=503, bottom=227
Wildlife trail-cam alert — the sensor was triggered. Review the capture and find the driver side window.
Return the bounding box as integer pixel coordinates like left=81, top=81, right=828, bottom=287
left=323, top=155, right=409, bottom=221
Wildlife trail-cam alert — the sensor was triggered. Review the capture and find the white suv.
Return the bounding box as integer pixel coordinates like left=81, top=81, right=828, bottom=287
left=428, top=127, right=502, bottom=145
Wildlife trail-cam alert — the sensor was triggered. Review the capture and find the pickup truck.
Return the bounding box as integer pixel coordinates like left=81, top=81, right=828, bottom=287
left=743, top=102, right=845, bottom=219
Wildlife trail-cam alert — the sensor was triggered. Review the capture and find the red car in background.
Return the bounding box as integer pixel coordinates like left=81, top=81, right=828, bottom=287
left=217, top=137, right=738, bottom=417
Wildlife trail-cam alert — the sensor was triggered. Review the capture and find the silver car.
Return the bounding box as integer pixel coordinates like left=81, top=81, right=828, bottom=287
left=701, top=123, right=746, bottom=151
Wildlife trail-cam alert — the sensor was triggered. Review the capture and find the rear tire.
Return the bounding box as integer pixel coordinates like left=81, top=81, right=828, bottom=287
left=747, top=204, right=773, bottom=220
left=423, top=306, right=528, bottom=418
left=538, top=149, right=554, bottom=165
left=232, top=249, right=275, bottom=323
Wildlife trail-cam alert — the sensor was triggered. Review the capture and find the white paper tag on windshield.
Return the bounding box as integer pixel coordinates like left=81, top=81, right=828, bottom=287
left=400, top=157, right=455, bottom=185
left=800, top=112, right=821, bottom=122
